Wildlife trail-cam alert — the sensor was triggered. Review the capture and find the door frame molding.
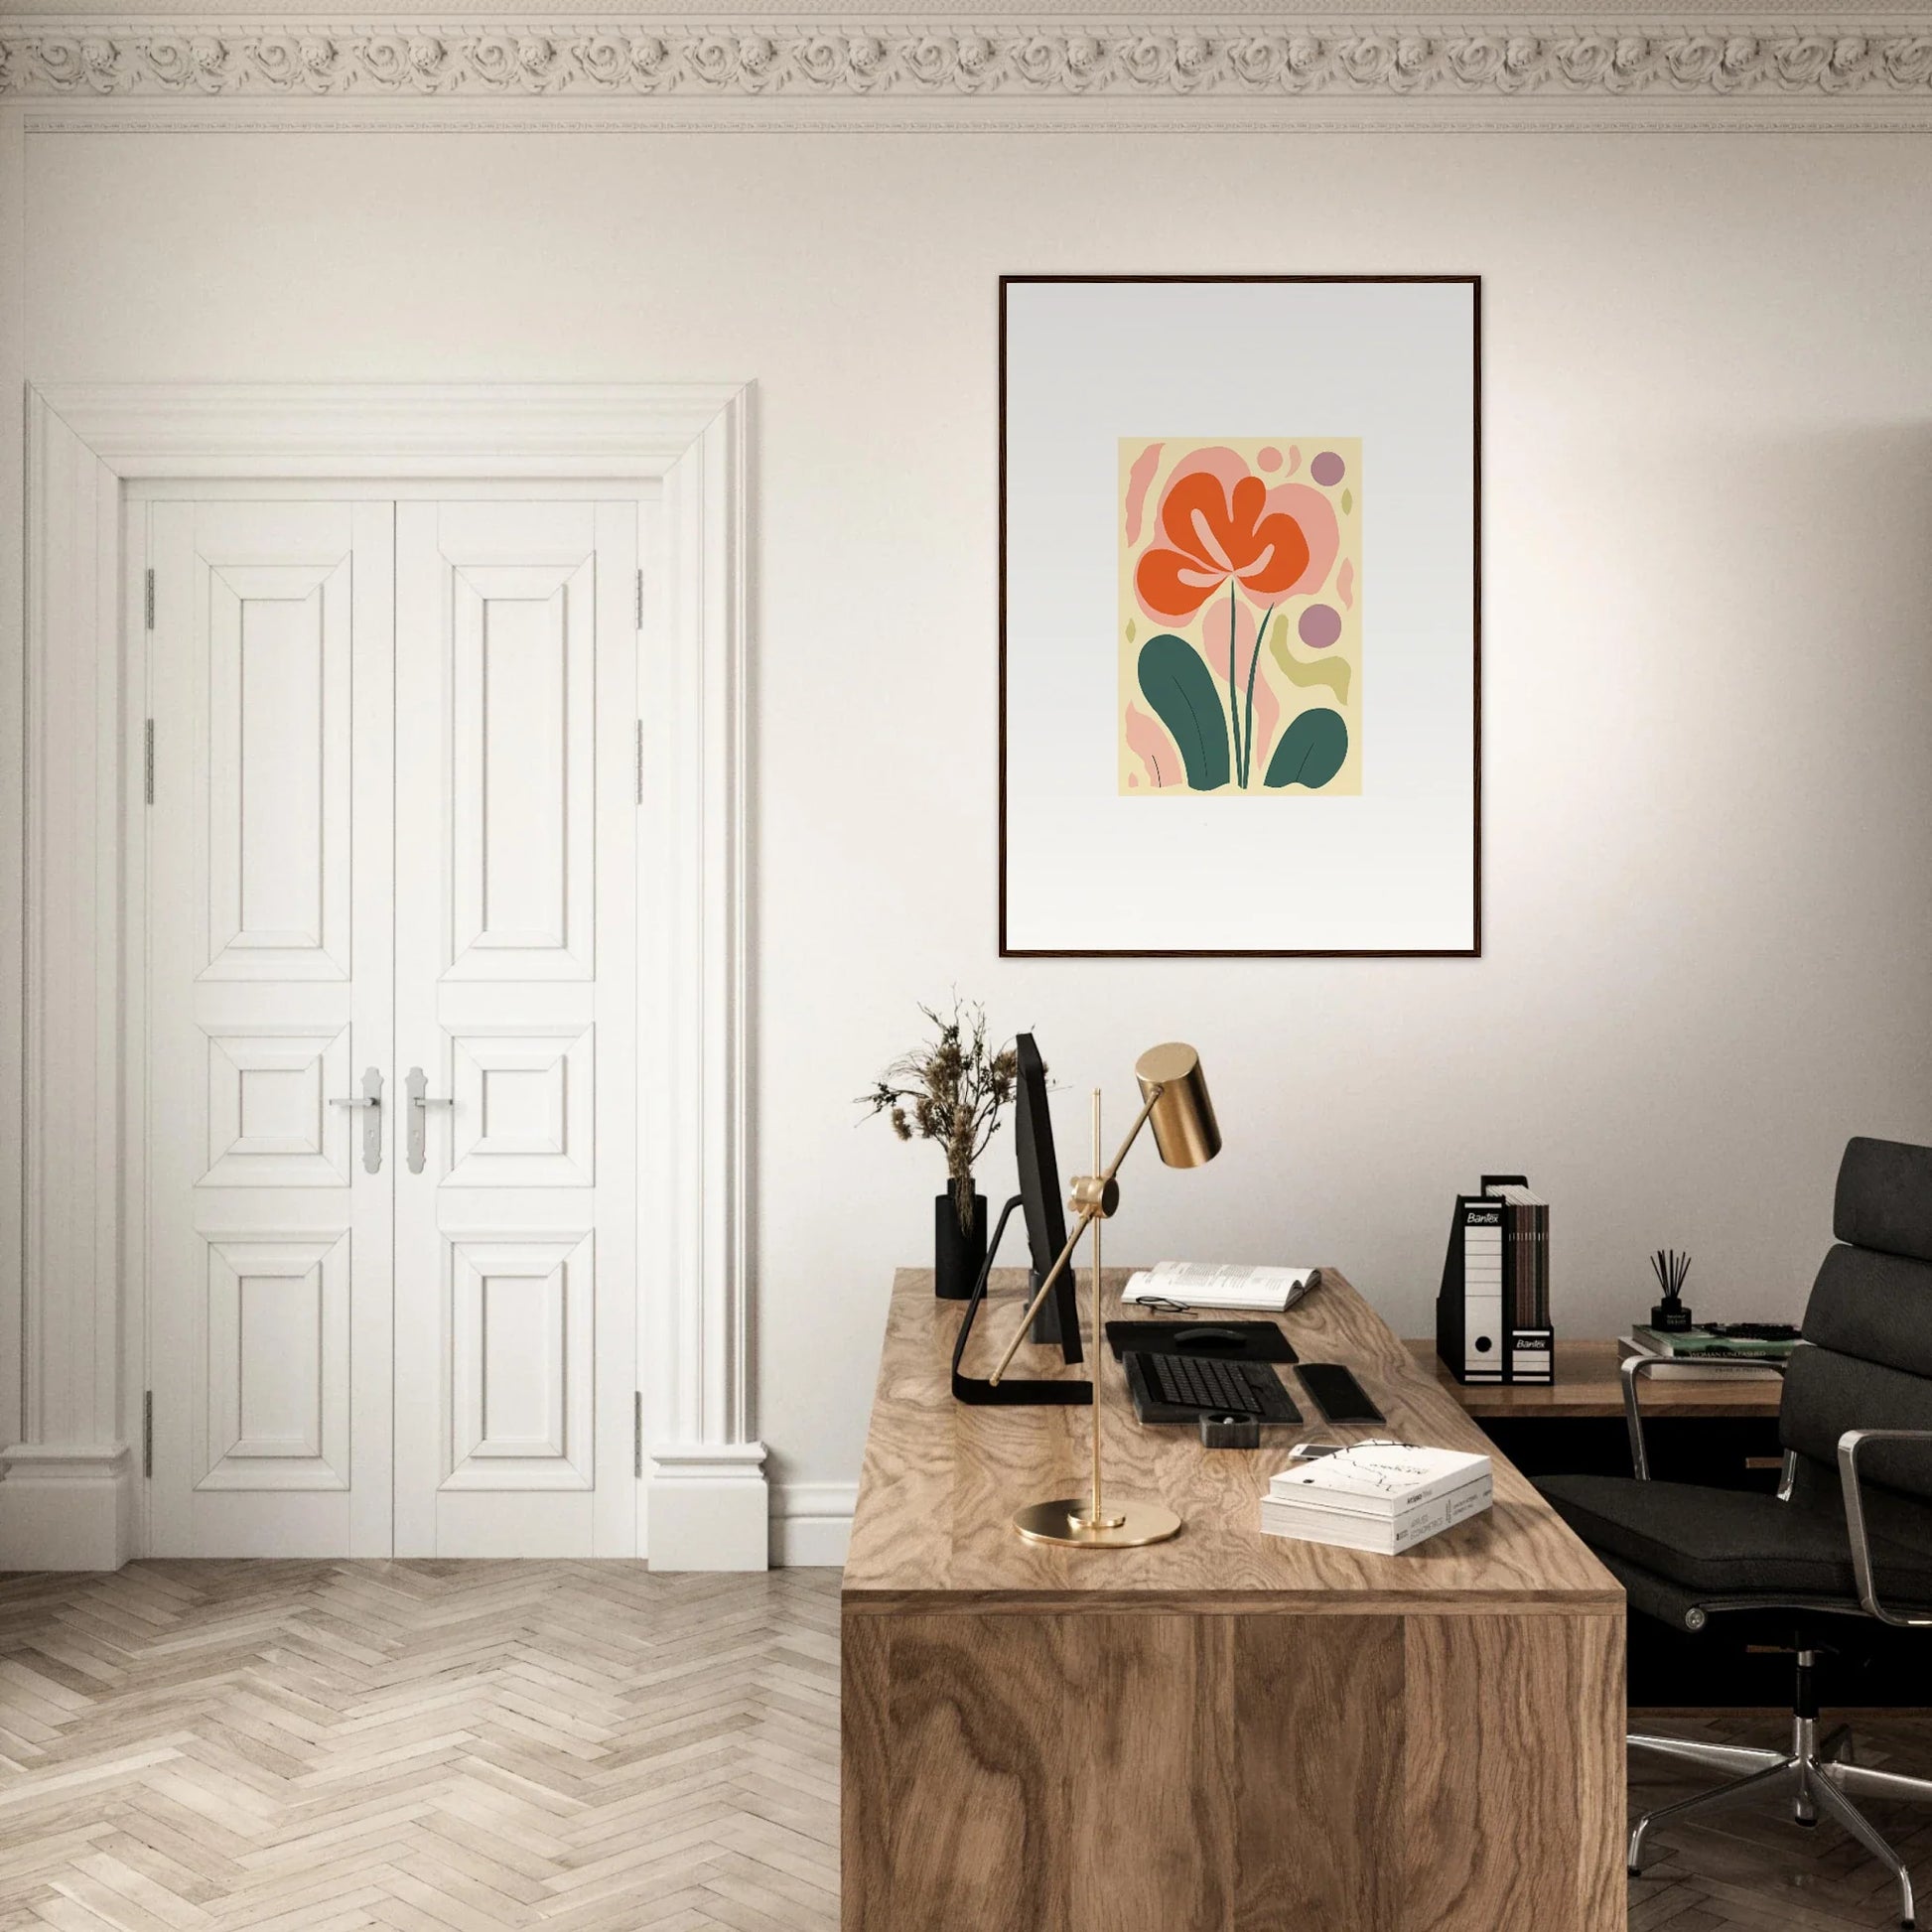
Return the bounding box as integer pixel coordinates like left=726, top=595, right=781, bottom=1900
left=5, top=382, right=763, bottom=1571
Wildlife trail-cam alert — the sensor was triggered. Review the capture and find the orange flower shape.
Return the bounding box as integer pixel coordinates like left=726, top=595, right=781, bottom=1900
left=1135, top=471, right=1311, bottom=621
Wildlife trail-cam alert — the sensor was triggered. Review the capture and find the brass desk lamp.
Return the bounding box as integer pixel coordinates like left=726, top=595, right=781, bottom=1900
left=988, top=1042, right=1221, bottom=1548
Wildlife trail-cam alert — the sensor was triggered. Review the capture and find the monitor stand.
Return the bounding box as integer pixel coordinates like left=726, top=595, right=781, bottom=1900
left=951, top=1196, right=1092, bottom=1407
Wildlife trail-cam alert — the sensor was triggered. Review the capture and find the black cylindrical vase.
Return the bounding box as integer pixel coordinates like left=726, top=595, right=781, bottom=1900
left=934, top=1187, right=988, bottom=1300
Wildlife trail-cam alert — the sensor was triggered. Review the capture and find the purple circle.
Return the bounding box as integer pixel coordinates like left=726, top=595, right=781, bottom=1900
left=1310, top=451, right=1345, bottom=487
left=1298, top=604, right=1342, bottom=650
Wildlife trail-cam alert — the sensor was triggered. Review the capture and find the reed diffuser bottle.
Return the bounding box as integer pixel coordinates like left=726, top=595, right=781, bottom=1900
left=1650, top=1249, right=1694, bottom=1332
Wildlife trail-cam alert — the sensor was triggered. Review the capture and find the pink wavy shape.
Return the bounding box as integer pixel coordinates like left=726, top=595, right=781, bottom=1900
left=1125, top=702, right=1180, bottom=789
left=1261, top=482, right=1340, bottom=599
left=1123, top=441, right=1165, bottom=547
left=1336, top=557, right=1355, bottom=612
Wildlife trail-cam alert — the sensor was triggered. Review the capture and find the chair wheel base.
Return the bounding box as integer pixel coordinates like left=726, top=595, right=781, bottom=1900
left=1796, top=1816, right=1818, bottom=1828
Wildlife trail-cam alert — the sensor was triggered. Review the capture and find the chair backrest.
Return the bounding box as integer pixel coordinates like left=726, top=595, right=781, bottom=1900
left=1780, top=1137, right=1932, bottom=1511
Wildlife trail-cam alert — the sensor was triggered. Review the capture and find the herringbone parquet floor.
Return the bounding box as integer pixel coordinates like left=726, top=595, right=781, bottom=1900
left=2, top=1562, right=1928, bottom=1930
left=0, top=1563, right=840, bottom=1932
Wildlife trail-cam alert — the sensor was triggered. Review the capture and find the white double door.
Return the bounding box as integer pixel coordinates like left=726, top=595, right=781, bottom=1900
left=146, top=493, right=639, bottom=1557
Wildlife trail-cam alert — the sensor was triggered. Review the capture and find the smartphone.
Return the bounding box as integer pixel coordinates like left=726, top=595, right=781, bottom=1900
left=1297, top=1363, right=1385, bottom=1425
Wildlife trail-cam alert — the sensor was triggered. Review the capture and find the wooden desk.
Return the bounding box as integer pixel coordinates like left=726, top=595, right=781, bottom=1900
left=1406, top=1336, right=1783, bottom=1420
left=843, top=1269, right=1625, bottom=1932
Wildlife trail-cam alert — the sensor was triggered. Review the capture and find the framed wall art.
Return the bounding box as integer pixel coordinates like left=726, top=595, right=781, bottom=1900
left=999, top=274, right=1480, bottom=957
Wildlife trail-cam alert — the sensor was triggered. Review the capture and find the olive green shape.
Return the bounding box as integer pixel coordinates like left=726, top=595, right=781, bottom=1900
left=1268, top=619, right=1351, bottom=707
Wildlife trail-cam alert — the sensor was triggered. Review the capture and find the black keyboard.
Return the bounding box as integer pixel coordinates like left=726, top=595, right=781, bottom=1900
left=1126, top=1351, right=1303, bottom=1424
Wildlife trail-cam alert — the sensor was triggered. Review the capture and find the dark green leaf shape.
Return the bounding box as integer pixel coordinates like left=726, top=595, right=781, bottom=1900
left=1138, top=634, right=1230, bottom=791
left=1264, top=707, right=1348, bottom=790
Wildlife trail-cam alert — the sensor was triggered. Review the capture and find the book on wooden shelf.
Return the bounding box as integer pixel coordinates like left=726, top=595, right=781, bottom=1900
left=1628, top=1323, right=1797, bottom=1359
left=1618, top=1336, right=1784, bottom=1382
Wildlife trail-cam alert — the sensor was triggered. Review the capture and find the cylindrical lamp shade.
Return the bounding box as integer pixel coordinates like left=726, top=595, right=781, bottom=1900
left=1134, top=1042, right=1221, bottom=1169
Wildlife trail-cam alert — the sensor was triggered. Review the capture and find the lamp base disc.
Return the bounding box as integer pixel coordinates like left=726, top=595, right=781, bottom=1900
left=1012, top=1496, right=1182, bottom=1548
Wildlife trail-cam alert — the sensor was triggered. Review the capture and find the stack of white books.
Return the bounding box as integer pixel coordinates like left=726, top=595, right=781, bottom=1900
left=1260, top=1444, right=1493, bottom=1555
left=1121, top=1260, right=1316, bottom=1312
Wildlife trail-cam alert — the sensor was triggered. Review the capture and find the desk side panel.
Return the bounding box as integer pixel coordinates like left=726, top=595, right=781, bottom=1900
left=842, top=1604, right=1621, bottom=1932
left=1232, top=1613, right=1406, bottom=1931
left=840, top=1612, right=890, bottom=1931
left=1402, top=1610, right=1626, bottom=1932
left=844, top=1609, right=1072, bottom=1930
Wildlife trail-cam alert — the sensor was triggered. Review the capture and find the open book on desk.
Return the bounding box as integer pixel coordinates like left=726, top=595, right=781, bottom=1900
left=1121, top=1261, right=1317, bottom=1313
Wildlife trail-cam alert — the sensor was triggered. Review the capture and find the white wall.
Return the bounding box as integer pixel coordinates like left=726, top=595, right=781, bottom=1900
left=18, top=127, right=1932, bottom=1534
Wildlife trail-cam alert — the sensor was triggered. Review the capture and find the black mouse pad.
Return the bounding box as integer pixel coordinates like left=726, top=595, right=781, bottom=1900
left=1104, top=1319, right=1297, bottom=1365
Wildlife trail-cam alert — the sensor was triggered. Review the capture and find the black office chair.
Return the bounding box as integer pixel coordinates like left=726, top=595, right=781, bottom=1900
left=1538, top=1136, right=1932, bottom=1929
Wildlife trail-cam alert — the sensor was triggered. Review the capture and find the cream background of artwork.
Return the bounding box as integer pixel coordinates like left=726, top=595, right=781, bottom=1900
left=1117, top=435, right=1362, bottom=796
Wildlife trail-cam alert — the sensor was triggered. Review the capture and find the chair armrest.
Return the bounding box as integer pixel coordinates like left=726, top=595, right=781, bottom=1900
left=1620, top=1351, right=1788, bottom=1481
left=1837, top=1429, right=1932, bottom=1628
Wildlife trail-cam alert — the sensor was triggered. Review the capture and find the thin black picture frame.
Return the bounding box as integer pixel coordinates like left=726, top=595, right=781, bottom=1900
left=997, top=272, right=1482, bottom=959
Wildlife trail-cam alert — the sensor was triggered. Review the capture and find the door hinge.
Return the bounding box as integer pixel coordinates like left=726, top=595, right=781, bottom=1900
left=634, top=720, right=644, bottom=805
left=144, top=720, right=155, bottom=804
left=142, top=1391, right=153, bottom=1477
left=144, top=568, right=155, bottom=631
left=635, top=567, right=644, bottom=631
left=633, top=1393, right=643, bottom=1479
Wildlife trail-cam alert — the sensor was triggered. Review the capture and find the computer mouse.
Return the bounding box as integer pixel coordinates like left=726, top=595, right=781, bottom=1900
left=1174, top=1326, right=1245, bottom=1350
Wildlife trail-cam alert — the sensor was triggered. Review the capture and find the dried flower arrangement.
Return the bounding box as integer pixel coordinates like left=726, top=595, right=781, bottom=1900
left=860, top=998, right=1021, bottom=1234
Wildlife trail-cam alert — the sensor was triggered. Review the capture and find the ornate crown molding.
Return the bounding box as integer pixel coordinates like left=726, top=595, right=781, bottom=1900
left=3, top=17, right=1931, bottom=116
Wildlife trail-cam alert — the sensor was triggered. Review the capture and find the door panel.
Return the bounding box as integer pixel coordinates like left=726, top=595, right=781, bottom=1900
left=205, top=564, right=352, bottom=978
left=446, top=1230, right=594, bottom=1488
left=393, top=501, right=637, bottom=1558
left=449, top=561, right=595, bottom=977
left=147, top=500, right=394, bottom=1557
left=199, top=1232, right=350, bottom=1490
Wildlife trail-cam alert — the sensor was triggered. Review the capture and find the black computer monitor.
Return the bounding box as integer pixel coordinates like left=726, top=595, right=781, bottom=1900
left=948, top=1032, right=1090, bottom=1406
left=1013, top=1034, right=1082, bottom=1363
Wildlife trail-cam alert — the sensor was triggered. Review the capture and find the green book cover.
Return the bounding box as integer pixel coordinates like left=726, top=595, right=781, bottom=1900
left=1632, top=1325, right=1795, bottom=1359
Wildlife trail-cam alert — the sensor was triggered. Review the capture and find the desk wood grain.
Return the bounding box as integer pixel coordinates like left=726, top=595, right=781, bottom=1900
left=842, top=1269, right=1625, bottom=1932
left=844, top=1268, right=1621, bottom=1613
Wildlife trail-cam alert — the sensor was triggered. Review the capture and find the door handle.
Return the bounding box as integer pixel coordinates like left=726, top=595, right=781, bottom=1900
left=329, top=1066, right=385, bottom=1174
left=405, top=1066, right=455, bottom=1175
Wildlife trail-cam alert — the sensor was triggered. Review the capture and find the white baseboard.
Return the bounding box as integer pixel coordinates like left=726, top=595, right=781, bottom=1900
left=0, top=1444, right=135, bottom=1572
left=646, top=1442, right=769, bottom=1571
left=770, top=1481, right=855, bottom=1568
left=0, top=1442, right=851, bottom=1574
